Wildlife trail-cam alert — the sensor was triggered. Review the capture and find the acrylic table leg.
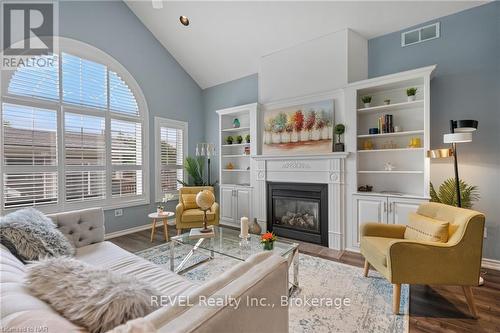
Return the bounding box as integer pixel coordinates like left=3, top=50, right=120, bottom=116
left=293, top=248, right=299, bottom=288
left=169, top=240, right=175, bottom=271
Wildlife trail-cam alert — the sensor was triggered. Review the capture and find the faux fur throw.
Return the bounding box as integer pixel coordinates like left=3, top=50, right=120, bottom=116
left=26, top=257, right=159, bottom=333
left=0, top=208, right=75, bottom=261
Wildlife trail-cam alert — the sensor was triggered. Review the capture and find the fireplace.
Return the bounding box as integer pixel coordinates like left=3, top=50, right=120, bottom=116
left=267, top=182, right=328, bottom=246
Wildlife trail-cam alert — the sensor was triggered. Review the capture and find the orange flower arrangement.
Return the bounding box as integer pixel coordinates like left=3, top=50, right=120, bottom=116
left=261, top=232, right=277, bottom=250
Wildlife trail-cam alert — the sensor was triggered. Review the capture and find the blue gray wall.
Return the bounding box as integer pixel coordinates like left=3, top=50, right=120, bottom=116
left=368, top=2, right=500, bottom=260
left=59, top=1, right=204, bottom=233
left=202, top=74, right=259, bottom=188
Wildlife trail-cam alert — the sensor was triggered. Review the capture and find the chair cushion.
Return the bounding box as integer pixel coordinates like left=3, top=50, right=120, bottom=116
left=181, top=209, right=215, bottom=223
left=182, top=194, right=198, bottom=209
left=404, top=216, right=449, bottom=242
left=360, top=236, right=395, bottom=267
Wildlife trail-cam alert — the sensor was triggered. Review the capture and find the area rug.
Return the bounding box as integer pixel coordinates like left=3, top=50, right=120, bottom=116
left=136, top=243, right=409, bottom=333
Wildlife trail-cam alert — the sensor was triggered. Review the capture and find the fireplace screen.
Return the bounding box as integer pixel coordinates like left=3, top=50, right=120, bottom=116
left=273, top=197, right=319, bottom=232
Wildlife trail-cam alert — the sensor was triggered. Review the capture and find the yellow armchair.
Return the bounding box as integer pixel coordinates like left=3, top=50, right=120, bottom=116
left=360, top=202, right=485, bottom=317
left=175, top=186, right=219, bottom=234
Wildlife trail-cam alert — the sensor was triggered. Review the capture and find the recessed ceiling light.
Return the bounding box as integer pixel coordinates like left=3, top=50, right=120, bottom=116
left=179, top=16, right=189, bottom=26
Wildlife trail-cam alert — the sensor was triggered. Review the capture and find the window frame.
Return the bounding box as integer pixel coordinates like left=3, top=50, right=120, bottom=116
left=154, top=116, right=188, bottom=202
left=0, top=37, right=150, bottom=214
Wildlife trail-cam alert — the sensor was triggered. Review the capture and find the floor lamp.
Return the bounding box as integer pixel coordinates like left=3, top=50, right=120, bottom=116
left=196, top=143, right=216, bottom=185
left=428, top=119, right=481, bottom=284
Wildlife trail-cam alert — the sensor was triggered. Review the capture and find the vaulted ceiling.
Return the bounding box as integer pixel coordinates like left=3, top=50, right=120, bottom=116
left=125, top=1, right=486, bottom=89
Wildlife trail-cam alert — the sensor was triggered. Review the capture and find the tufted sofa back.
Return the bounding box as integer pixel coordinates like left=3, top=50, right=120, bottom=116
left=47, top=208, right=105, bottom=248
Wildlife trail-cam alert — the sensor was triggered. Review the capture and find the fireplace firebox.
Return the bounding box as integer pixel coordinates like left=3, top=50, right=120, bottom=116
left=267, top=182, right=328, bottom=246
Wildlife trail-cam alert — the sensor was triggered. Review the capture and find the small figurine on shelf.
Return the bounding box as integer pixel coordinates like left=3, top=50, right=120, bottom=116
left=244, top=146, right=250, bottom=155
left=225, top=136, right=234, bottom=145
left=236, top=135, right=243, bottom=144
left=226, top=162, right=234, bottom=170
left=233, top=118, right=240, bottom=128
left=408, top=137, right=422, bottom=148
left=384, top=162, right=396, bottom=171
left=361, top=96, right=372, bottom=108
left=245, top=134, right=250, bottom=143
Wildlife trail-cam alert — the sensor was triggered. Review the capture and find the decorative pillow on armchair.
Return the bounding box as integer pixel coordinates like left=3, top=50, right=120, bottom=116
left=0, top=208, right=75, bottom=262
left=404, top=218, right=449, bottom=243
left=25, top=257, right=159, bottom=333
left=182, top=194, right=198, bottom=209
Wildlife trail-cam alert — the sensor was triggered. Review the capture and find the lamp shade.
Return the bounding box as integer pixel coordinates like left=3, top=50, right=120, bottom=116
left=444, top=133, right=472, bottom=143
left=454, top=120, right=478, bottom=133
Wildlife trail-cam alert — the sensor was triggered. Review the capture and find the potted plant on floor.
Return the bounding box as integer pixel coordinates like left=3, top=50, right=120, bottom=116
left=334, top=123, right=345, bottom=152
left=361, top=96, right=372, bottom=108
left=406, top=87, right=417, bottom=102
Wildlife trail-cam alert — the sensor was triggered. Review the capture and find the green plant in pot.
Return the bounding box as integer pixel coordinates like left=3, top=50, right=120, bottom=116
left=245, top=134, right=250, bottom=143
left=226, top=136, right=234, bottom=145
left=406, top=87, right=417, bottom=102
left=361, top=96, right=372, bottom=108
left=333, top=124, right=345, bottom=152
left=430, top=178, right=479, bottom=209
left=177, top=156, right=217, bottom=187
left=236, top=135, right=243, bottom=144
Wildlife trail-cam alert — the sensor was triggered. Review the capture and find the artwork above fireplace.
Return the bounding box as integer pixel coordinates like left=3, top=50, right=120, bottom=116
left=267, top=182, right=328, bottom=246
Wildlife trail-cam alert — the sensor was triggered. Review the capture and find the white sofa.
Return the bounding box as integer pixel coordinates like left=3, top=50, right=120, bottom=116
left=0, top=208, right=289, bottom=333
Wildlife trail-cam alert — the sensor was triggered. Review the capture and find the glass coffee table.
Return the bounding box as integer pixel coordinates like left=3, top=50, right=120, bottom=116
left=169, top=226, right=299, bottom=294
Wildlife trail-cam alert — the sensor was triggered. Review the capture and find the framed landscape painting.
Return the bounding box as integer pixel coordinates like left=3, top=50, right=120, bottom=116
left=262, top=99, right=334, bottom=155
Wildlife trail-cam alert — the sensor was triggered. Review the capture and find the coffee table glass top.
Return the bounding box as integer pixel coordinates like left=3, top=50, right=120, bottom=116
left=172, top=226, right=298, bottom=262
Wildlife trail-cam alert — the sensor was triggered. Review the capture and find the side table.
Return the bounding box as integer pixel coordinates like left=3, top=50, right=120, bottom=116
left=148, top=212, right=174, bottom=242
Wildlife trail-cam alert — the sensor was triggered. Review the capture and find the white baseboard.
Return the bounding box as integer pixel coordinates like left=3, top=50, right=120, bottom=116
left=105, top=220, right=171, bottom=240
left=482, top=258, right=500, bottom=271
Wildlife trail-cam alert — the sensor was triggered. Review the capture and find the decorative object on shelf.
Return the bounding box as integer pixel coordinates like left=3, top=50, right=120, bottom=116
left=377, top=114, right=394, bottom=134
left=244, top=146, right=250, bottom=155
left=384, top=162, right=395, bottom=171
left=156, top=206, right=164, bottom=214
left=333, top=124, right=345, bottom=152
left=225, top=136, right=234, bottom=145
left=363, top=140, right=374, bottom=150
left=261, top=231, right=277, bottom=251
left=384, top=99, right=391, bottom=105
left=406, top=87, right=417, bottom=102
left=196, top=143, right=216, bottom=185
left=195, top=190, right=216, bottom=233
left=249, top=218, right=262, bottom=235
left=368, top=128, right=379, bottom=135
left=236, top=135, right=243, bottom=144
left=178, top=156, right=214, bottom=186
left=394, top=125, right=401, bottom=133
left=381, top=140, right=397, bottom=149
left=245, top=134, right=250, bottom=143
left=262, top=99, right=334, bottom=155
left=246, top=166, right=250, bottom=170
left=361, top=95, right=372, bottom=108
left=408, top=137, right=421, bottom=148
left=358, top=185, right=373, bottom=192
left=240, top=216, right=249, bottom=239
left=225, top=162, right=234, bottom=170
left=233, top=118, right=240, bottom=128
left=430, top=178, right=479, bottom=209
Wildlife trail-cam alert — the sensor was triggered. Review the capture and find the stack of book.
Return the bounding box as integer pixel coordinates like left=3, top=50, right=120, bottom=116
left=378, top=114, right=394, bottom=133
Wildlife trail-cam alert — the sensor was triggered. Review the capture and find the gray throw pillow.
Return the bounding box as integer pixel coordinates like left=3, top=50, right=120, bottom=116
left=0, top=208, right=75, bottom=261
left=26, top=257, right=159, bottom=333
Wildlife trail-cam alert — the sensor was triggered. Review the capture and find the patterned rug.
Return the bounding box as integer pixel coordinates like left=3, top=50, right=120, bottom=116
left=136, top=243, right=409, bottom=333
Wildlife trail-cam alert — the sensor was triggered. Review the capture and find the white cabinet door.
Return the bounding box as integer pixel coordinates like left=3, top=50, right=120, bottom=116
left=236, top=188, right=250, bottom=221
left=352, top=195, right=387, bottom=248
left=388, top=197, right=427, bottom=225
left=220, top=187, right=235, bottom=221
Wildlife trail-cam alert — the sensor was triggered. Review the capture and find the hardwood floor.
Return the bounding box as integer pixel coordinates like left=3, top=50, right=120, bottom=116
left=110, top=226, right=500, bottom=333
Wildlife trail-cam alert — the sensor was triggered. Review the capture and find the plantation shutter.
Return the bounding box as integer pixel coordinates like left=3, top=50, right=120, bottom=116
left=159, top=126, right=184, bottom=194
left=2, top=103, right=58, bottom=208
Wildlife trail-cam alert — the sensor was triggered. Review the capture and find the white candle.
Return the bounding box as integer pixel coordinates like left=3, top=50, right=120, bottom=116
left=240, top=217, right=249, bottom=238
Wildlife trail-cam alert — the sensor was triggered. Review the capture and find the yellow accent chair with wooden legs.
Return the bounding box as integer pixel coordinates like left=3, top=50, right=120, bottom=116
left=175, top=186, right=219, bottom=235
left=360, top=202, right=485, bottom=317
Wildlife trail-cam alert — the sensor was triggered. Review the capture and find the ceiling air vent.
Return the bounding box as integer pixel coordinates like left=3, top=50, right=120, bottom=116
left=401, top=22, right=440, bottom=47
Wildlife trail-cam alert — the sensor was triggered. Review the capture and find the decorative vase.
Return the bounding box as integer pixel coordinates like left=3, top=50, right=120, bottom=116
left=263, top=241, right=274, bottom=251
left=272, top=133, right=281, bottom=144
left=233, top=118, right=240, bottom=128
left=282, top=133, right=290, bottom=143
left=299, top=131, right=308, bottom=142
left=364, top=103, right=371, bottom=108
left=311, top=129, right=320, bottom=141
left=249, top=218, right=262, bottom=235
left=291, top=131, right=299, bottom=142
left=407, top=95, right=416, bottom=102
left=334, top=143, right=345, bottom=152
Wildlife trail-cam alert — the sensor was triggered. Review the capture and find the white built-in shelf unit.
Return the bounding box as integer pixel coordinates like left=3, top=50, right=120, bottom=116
left=216, top=103, right=259, bottom=187
left=352, top=66, right=435, bottom=197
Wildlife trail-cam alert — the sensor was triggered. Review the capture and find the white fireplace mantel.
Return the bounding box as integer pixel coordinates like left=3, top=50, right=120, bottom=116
left=250, top=153, right=349, bottom=250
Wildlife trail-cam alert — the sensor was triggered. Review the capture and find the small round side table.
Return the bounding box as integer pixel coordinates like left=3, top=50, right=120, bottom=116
left=148, top=211, right=174, bottom=242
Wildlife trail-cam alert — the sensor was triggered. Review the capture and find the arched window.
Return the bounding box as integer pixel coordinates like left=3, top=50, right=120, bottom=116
left=0, top=38, right=149, bottom=212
